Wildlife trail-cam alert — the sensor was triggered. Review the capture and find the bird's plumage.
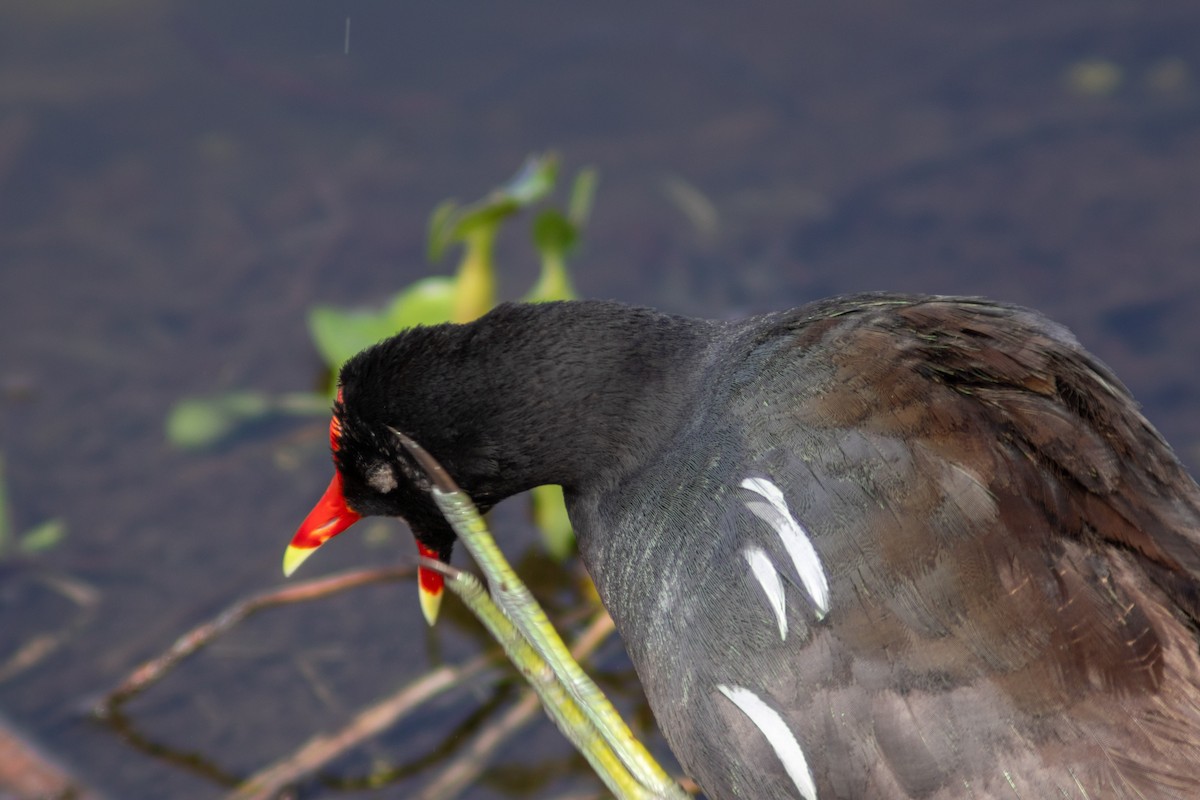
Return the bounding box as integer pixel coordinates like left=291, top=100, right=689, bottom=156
left=295, top=294, right=1200, bottom=799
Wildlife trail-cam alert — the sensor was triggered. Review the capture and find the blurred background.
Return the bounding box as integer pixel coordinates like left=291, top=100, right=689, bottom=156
left=2, top=2, right=1199, bottom=799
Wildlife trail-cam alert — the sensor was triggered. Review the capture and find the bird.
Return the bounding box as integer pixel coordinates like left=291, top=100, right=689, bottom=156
left=285, top=293, right=1200, bottom=799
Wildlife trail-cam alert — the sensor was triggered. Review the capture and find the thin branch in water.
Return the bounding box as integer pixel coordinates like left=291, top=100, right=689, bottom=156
left=227, top=649, right=504, bottom=800
left=94, top=565, right=413, bottom=715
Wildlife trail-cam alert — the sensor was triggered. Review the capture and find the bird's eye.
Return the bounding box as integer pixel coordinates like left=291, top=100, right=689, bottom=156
left=367, top=463, right=398, bottom=494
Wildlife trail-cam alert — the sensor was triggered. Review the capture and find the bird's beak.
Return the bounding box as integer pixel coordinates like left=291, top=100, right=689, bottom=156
left=283, top=472, right=361, bottom=577
left=284, top=471, right=447, bottom=626
left=415, top=541, right=444, bottom=626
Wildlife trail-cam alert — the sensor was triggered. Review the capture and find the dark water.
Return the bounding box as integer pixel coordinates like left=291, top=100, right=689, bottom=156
left=2, top=2, right=1199, bottom=798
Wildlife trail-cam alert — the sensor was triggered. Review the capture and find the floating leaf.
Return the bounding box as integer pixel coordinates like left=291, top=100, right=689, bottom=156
left=165, top=392, right=272, bottom=449
left=19, top=518, right=66, bottom=554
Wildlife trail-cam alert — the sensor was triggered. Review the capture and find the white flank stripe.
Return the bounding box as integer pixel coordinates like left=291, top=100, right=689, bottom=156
left=718, top=684, right=818, bottom=800
left=740, top=477, right=830, bottom=617
left=743, top=546, right=788, bottom=640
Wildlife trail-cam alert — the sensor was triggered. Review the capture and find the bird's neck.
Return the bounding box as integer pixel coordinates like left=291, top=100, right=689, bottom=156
left=409, top=301, right=714, bottom=503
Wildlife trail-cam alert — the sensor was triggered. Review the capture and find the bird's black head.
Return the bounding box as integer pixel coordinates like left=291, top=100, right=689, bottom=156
left=283, top=339, right=468, bottom=624
left=283, top=300, right=690, bottom=620
left=285, top=313, right=523, bottom=616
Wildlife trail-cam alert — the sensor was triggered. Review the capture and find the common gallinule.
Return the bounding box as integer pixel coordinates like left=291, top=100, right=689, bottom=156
left=285, top=293, right=1200, bottom=799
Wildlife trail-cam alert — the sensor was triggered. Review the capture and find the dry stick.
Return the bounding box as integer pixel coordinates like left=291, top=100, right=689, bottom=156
left=418, top=610, right=617, bottom=800
left=95, top=566, right=412, bottom=714
left=91, top=544, right=639, bottom=797
left=227, top=649, right=503, bottom=800
left=230, top=588, right=623, bottom=800
left=93, top=484, right=667, bottom=797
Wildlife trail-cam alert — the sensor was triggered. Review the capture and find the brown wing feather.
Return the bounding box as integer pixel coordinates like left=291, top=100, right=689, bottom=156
left=794, top=298, right=1200, bottom=796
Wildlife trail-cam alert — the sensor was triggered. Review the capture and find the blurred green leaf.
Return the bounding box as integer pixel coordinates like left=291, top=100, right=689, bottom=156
left=310, top=279, right=458, bottom=376
left=530, top=484, right=574, bottom=562
left=524, top=253, right=577, bottom=303
left=526, top=212, right=579, bottom=303
left=427, top=199, right=460, bottom=263
left=166, top=391, right=326, bottom=451
left=18, top=518, right=66, bottom=554
left=307, top=305, right=397, bottom=371
left=452, top=228, right=499, bottom=322
left=166, top=391, right=273, bottom=450
left=533, top=210, right=578, bottom=257
left=501, top=153, right=559, bottom=206
left=567, top=168, right=598, bottom=226
left=1064, top=58, right=1123, bottom=97
left=276, top=392, right=333, bottom=416
left=429, top=153, right=561, bottom=263
left=0, top=454, right=68, bottom=558
left=444, top=200, right=518, bottom=249
left=387, top=277, right=458, bottom=330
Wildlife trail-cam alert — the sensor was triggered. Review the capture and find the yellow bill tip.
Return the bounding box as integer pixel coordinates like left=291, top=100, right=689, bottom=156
left=283, top=544, right=318, bottom=577
left=419, top=584, right=443, bottom=626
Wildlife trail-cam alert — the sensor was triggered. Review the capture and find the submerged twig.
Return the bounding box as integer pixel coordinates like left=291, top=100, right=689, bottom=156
left=227, top=648, right=504, bottom=800
left=95, top=565, right=412, bottom=715
left=97, top=437, right=679, bottom=798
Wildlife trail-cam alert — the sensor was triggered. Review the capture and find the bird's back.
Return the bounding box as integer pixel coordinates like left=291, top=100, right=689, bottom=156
left=573, top=295, right=1200, bottom=799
